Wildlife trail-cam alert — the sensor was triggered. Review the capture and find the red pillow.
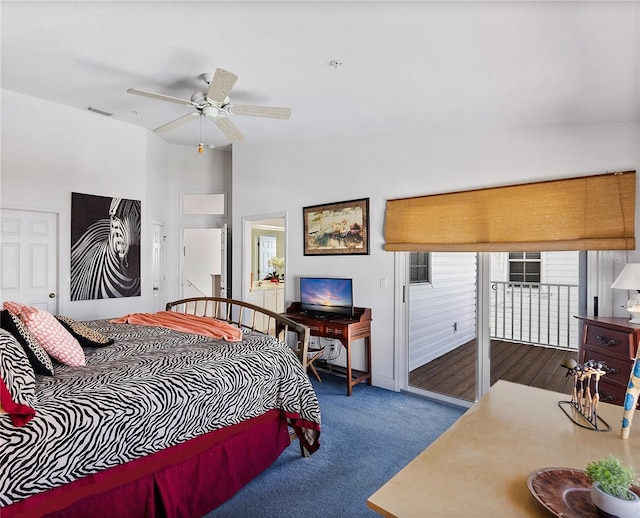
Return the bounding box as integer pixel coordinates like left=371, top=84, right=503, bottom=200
left=19, top=306, right=85, bottom=366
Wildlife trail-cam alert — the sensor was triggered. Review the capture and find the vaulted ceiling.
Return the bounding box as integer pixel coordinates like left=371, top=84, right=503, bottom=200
left=2, top=1, right=638, bottom=150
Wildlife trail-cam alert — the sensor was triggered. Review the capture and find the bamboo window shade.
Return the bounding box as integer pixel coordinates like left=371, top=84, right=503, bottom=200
left=384, top=171, right=636, bottom=252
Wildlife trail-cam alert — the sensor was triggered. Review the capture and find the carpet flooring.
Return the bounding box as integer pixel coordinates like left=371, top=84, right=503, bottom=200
left=205, top=374, right=466, bottom=518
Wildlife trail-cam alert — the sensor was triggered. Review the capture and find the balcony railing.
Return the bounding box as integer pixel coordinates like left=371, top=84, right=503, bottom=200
left=490, top=281, right=579, bottom=350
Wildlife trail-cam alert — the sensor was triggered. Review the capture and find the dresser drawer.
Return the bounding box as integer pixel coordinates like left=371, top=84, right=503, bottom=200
left=598, top=379, right=640, bottom=409
left=324, top=324, right=347, bottom=338
left=580, top=347, right=635, bottom=387
left=583, top=324, right=635, bottom=359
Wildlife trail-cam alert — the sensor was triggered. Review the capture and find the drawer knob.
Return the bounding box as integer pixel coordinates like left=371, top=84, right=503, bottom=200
left=596, top=335, right=617, bottom=346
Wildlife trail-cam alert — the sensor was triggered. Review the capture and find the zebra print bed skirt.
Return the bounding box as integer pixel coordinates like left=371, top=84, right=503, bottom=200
left=0, top=320, right=321, bottom=508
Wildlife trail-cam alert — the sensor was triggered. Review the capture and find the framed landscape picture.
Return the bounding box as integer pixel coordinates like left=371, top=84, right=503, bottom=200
left=303, top=198, right=369, bottom=255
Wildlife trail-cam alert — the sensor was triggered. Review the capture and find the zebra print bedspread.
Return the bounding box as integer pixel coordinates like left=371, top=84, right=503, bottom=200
left=0, top=320, right=321, bottom=507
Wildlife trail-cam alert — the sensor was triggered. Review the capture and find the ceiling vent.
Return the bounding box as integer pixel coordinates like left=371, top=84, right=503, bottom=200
left=86, top=106, right=113, bottom=117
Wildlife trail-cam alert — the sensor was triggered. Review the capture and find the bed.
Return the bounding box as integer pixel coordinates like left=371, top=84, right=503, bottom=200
left=0, top=297, right=320, bottom=518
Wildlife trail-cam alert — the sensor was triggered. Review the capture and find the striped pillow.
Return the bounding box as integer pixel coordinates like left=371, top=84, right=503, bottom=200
left=0, top=328, right=37, bottom=426
left=0, top=310, right=54, bottom=376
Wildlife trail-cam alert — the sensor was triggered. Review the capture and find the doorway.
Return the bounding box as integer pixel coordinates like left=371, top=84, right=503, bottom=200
left=0, top=208, right=59, bottom=312
left=403, top=251, right=583, bottom=404
left=405, top=252, right=478, bottom=404
left=182, top=226, right=227, bottom=299
left=242, top=213, right=286, bottom=309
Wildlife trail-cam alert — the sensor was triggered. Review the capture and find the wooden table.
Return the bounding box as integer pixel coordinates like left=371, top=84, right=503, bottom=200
left=367, top=381, right=640, bottom=517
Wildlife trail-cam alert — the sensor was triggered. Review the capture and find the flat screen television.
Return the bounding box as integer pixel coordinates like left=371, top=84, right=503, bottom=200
left=299, top=277, right=354, bottom=318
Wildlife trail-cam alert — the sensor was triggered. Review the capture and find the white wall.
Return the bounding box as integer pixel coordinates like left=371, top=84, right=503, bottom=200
left=2, top=88, right=638, bottom=391
left=1, top=89, right=147, bottom=318
left=1, top=89, right=230, bottom=319
left=231, top=122, right=639, bottom=390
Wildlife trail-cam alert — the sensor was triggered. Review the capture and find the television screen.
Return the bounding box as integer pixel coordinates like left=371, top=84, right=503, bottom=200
left=300, top=277, right=354, bottom=317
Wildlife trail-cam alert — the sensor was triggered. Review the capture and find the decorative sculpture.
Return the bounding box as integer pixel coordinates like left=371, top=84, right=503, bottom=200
left=558, top=359, right=612, bottom=432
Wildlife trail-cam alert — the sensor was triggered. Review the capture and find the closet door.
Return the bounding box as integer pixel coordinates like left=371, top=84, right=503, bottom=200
left=0, top=209, right=58, bottom=313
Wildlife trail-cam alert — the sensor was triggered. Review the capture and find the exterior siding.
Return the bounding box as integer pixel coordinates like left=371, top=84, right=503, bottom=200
left=409, top=252, right=476, bottom=370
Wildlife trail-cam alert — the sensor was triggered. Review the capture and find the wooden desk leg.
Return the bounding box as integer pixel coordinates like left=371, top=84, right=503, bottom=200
left=366, top=335, right=372, bottom=386
left=346, top=339, right=353, bottom=396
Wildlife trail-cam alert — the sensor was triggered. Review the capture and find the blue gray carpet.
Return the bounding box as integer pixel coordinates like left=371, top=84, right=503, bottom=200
left=206, top=374, right=465, bottom=518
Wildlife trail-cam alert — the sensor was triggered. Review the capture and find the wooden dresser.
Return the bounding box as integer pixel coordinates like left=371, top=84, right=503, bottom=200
left=577, top=316, right=640, bottom=409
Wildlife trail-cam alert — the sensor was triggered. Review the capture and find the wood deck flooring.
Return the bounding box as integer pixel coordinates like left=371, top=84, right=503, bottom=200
left=409, top=339, right=578, bottom=402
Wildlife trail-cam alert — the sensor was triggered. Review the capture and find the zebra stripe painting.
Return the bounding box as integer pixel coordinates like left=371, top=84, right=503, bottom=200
left=70, top=192, right=141, bottom=301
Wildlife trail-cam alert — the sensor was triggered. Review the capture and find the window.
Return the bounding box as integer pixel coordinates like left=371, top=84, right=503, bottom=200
left=410, top=252, right=430, bottom=283
left=182, top=193, right=225, bottom=215
left=509, top=252, right=541, bottom=283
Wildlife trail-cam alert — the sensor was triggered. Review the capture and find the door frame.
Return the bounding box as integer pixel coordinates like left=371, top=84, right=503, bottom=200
left=241, top=212, right=287, bottom=304
left=152, top=221, right=165, bottom=312
left=395, top=250, right=479, bottom=408
left=397, top=250, right=587, bottom=405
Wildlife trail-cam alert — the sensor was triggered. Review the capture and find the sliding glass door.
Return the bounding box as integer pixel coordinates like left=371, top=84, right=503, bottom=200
left=405, top=252, right=480, bottom=403
left=404, top=251, right=583, bottom=404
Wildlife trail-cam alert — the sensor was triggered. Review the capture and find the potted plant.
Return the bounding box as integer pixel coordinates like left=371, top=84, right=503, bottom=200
left=586, top=455, right=640, bottom=518
left=266, top=256, right=284, bottom=283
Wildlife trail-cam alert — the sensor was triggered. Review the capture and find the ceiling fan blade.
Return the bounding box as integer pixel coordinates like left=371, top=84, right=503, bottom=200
left=207, top=69, right=238, bottom=104
left=228, top=105, right=291, bottom=119
left=154, top=112, right=199, bottom=133
left=213, top=116, right=244, bottom=142
left=127, top=88, right=192, bottom=106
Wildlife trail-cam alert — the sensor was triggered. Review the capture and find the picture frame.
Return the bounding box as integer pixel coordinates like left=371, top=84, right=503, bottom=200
left=303, top=198, right=369, bottom=255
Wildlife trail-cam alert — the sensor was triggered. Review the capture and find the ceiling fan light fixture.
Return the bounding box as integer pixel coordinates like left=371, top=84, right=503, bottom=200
left=128, top=68, right=290, bottom=143
left=202, top=106, right=219, bottom=119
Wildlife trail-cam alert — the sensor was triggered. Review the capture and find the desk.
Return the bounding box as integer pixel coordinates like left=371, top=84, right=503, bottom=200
left=285, top=302, right=372, bottom=396
left=367, top=381, right=640, bottom=517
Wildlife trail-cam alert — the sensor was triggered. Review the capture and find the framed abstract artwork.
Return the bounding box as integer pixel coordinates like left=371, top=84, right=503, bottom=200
left=303, top=198, right=369, bottom=256
left=70, top=192, right=141, bottom=300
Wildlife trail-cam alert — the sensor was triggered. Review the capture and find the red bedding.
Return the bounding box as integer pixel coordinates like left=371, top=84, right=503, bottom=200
left=4, top=409, right=291, bottom=518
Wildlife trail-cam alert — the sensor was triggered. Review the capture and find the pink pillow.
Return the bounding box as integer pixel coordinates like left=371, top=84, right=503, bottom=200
left=19, top=306, right=85, bottom=366
left=2, top=301, right=25, bottom=315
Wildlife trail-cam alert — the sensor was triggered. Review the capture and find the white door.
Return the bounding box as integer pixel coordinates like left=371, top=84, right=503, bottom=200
left=219, top=224, right=227, bottom=298
left=182, top=228, right=224, bottom=299
left=259, top=235, right=277, bottom=280
left=0, top=209, right=58, bottom=312
left=152, top=223, right=165, bottom=312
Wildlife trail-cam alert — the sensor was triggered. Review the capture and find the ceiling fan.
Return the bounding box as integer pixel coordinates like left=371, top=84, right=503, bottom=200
left=127, top=68, right=291, bottom=143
